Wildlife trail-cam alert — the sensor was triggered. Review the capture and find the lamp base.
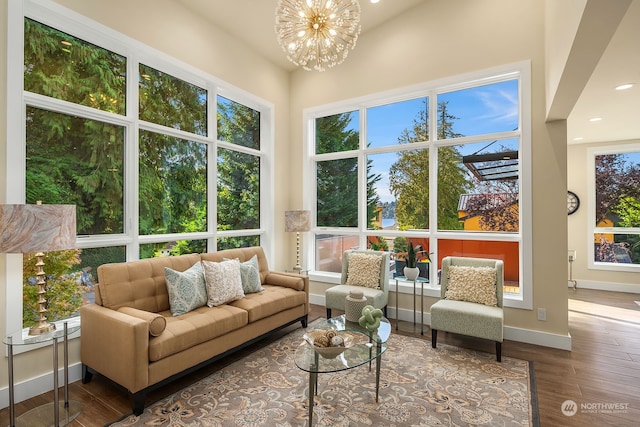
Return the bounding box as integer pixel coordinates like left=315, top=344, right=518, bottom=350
left=29, top=322, right=56, bottom=335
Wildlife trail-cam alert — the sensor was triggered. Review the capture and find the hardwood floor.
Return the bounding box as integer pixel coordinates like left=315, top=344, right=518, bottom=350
left=1, top=288, right=639, bottom=426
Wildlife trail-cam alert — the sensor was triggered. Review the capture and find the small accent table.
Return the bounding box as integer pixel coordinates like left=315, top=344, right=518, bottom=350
left=294, top=315, right=390, bottom=425
left=395, top=276, right=429, bottom=335
left=3, top=323, right=83, bottom=427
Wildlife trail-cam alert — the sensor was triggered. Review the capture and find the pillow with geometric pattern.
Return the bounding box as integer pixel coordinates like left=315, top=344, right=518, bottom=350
left=445, top=265, right=498, bottom=306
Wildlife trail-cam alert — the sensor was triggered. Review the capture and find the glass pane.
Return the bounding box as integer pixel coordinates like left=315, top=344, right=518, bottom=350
left=437, top=239, right=520, bottom=293
left=315, top=111, right=359, bottom=154
left=387, top=237, right=431, bottom=278
left=441, top=140, right=519, bottom=232
left=594, top=233, right=640, bottom=264
left=139, top=130, right=207, bottom=235
left=217, top=236, right=261, bottom=250
left=217, top=96, right=260, bottom=149
left=26, top=107, right=125, bottom=235
left=388, top=149, right=429, bottom=230
left=139, top=64, right=207, bottom=136
left=366, top=98, right=427, bottom=148
left=594, top=152, right=640, bottom=228
left=368, top=152, right=398, bottom=230
left=437, top=79, right=519, bottom=138
left=24, top=18, right=126, bottom=115
left=140, top=240, right=207, bottom=259
left=217, top=149, right=260, bottom=230
left=316, top=158, right=358, bottom=227
left=315, top=234, right=360, bottom=273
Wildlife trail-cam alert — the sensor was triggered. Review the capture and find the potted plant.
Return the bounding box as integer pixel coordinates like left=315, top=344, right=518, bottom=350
left=403, top=241, right=422, bottom=280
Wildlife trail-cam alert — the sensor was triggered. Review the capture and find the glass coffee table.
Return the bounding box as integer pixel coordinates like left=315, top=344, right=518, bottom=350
left=294, top=315, right=390, bottom=425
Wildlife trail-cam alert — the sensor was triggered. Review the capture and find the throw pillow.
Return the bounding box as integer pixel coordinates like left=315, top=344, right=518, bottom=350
left=223, top=255, right=264, bottom=294
left=202, top=259, right=245, bottom=307
left=345, top=252, right=382, bottom=289
left=164, top=262, right=208, bottom=316
left=445, top=265, right=498, bottom=306
left=117, top=306, right=166, bottom=336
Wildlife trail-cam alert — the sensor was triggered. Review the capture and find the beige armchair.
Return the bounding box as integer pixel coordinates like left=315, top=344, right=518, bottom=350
left=430, top=256, right=504, bottom=361
left=325, top=249, right=390, bottom=319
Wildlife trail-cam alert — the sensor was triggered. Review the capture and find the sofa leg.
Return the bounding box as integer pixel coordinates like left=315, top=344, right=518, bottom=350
left=132, top=391, right=147, bottom=416
left=326, top=308, right=331, bottom=319
left=301, top=315, right=308, bottom=328
left=431, top=330, right=438, bottom=348
left=496, top=342, right=502, bottom=362
left=81, top=364, right=93, bottom=384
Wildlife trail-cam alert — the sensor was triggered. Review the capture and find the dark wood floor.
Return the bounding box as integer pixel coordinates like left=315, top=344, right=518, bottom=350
left=1, top=288, right=639, bottom=426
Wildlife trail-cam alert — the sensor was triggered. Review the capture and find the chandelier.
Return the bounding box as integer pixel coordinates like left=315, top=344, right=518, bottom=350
left=275, top=0, right=361, bottom=72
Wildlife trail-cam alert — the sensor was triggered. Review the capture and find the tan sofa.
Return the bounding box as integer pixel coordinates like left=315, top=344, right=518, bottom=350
left=80, top=246, right=309, bottom=414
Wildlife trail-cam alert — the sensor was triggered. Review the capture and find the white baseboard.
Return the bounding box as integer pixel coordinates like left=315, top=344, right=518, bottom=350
left=0, top=362, right=82, bottom=409
left=568, top=280, right=640, bottom=294
left=312, top=293, right=572, bottom=351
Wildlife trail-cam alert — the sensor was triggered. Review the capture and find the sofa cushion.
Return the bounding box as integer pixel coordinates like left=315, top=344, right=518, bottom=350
left=117, top=307, right=167, bottom=336
left=445, top=265, right=498, bottom=306
left=345, top=252, right=382, bottom=289
left=202, top=259, right=245, bottom=307
left=164, top=262, right=208, bottom=316
left=148, top=305, right=248, bottom=361
left=224, top=255, right=264, bottom=294
left=230, top=284, right=306, bottom=323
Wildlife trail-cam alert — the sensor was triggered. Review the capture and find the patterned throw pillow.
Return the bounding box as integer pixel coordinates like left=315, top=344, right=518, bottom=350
left=445, top=265, right=498, bottom=306
left=345, top=252, right=382, bottom=289
left=223, top=255, right=264, bottom=294
left=164, top=262, right=208, bottom=316
left=202, top=259, right=245, bottom=307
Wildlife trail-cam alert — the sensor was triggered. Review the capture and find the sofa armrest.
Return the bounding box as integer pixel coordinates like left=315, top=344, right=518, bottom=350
left=80, top=304, right=150, bottom=393
left=264, top=271, right=308, bottom=292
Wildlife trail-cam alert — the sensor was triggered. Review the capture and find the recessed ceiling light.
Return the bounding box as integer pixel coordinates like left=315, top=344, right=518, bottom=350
left=589, top=117, right=602, bottom=122
left=573, top=137, right=584, bottom=141
left=615, top=83, right=635, bottom=91
left=370, top=0, right=381, bottom=3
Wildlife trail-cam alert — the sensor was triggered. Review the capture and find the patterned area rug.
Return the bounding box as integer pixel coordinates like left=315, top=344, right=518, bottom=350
left=108, top=323, right=538, bottom=426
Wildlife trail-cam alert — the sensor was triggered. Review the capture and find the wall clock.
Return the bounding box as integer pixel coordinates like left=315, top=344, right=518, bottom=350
left=567, top=191, right=580, bottom=215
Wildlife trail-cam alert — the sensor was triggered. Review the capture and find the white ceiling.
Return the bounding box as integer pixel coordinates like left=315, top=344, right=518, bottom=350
left=175, top=0, right=640, bottom=145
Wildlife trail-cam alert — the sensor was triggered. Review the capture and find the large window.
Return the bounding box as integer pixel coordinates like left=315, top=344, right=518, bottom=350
left=7, top=3, right=273, bottom=330
left=306, top=63, right=530, bottom=307
left=589, top=146, right=640, bottom=270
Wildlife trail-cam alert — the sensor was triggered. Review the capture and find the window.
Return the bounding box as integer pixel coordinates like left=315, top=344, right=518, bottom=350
left=589, top=146, right=640, bottom=270
left=306, top=63, right=531, bottom=307
left=7, top=2, right=273, bottom=331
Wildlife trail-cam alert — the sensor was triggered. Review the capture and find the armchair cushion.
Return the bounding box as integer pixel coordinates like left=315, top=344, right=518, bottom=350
left=164, top=262, right=208, bottom=316
left=345, top=252, right=382, bottom=288
left=445, top=265, right=498, bottom=306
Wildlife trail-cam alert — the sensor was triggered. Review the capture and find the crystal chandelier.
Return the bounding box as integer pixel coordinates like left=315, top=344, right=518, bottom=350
left=275, top=0, right=361, bottom=72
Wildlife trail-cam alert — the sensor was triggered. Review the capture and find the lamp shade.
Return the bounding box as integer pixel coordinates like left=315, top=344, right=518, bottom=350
left=285, top=210, right=311, bottom=232
left=0, top=204, right=76, bottom=253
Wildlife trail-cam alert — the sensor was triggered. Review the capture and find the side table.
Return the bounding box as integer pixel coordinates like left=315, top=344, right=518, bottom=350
left=3, top=322, right=83, bottom=427
left=394, top=276, right=429, bottom=335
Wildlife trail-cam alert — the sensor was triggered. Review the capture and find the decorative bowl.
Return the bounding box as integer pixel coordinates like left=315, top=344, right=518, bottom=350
left=303, top=330, right=353, bottom=359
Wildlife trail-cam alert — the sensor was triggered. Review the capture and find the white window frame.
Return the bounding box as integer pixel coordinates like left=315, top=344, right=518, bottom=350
left=587, top=144, right=640, bottom=272
left=302, top=62, right=532, bottom=310
left=4, top=0, right=275, bottom=338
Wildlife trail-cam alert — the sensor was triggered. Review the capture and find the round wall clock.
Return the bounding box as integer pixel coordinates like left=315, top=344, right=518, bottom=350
left=567, top=191, right=580, bottom=215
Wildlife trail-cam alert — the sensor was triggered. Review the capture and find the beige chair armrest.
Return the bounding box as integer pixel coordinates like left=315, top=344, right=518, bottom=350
left=80, top=304, right=150, bottom=393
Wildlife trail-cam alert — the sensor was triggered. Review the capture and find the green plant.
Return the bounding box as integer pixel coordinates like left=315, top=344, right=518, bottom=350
left=405, top=241, right=423, bottom=268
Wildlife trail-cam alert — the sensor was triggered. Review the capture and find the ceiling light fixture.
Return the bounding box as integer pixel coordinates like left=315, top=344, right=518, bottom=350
left=275, top=0, right=361, bottom=72
left=589, top=117, right=602, bottom=122
left=615, top=83, right=635, bottom=91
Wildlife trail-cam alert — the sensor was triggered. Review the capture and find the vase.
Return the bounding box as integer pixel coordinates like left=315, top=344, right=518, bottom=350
left=345, top=290, right=368, bottom=322
left=404, top=266, right=419, bottom=281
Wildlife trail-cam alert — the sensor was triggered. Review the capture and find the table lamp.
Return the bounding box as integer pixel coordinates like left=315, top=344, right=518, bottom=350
left=284, top=210, right=310, bottom=272
left=0, top=203, right=76, bottom=335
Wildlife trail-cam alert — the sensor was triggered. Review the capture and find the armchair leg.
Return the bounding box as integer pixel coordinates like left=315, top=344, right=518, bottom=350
left=496, top=342, right=502, bottom=362
left=431, top=330, right=438, bottom=348
left=383, top=305, right=387, bottom=317
left=326, top=308, right=331, bottom=319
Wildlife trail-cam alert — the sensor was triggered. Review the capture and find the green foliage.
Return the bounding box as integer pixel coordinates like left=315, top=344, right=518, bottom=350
left=405, top=241, right=423, bottom=268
